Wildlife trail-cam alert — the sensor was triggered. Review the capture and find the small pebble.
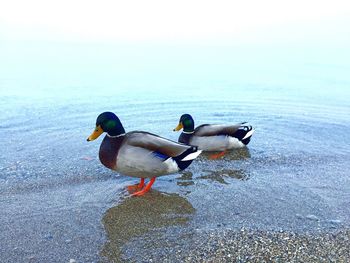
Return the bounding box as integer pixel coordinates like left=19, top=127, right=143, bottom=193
left=296, top=214, right=303, bottom=219
left=44, top=234, right=53, bottom=240
left=306, top=215, right=319, bottom=221
left=329, top=219, right=342, bottom=224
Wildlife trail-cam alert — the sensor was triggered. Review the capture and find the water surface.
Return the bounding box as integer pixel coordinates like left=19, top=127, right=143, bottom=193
left=0, top=43, right=349, bottom=262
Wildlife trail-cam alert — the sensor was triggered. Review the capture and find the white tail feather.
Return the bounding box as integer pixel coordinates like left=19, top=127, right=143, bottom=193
left=242, top=129, right=255, bottom=140
left=181, top=150, right=202, bottom=161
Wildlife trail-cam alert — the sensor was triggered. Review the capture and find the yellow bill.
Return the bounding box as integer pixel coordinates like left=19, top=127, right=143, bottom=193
left=173, top=123, right=183, bottom=131
left=87, top=125, right=104, bottom=141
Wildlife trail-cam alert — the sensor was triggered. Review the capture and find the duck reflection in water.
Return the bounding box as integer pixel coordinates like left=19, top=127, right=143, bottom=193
left=175, top=148, right=251, bottom=186
left=200, top=147, right=251, bottom=161
left=101, top=191, right=195, bottom=262
left=198, top=169, right=250, bottom=184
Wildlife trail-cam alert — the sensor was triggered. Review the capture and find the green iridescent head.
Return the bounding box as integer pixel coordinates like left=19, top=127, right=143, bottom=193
left=87, top=112, right=125, bottom=141
left=173, top=114, right=195, bottom=133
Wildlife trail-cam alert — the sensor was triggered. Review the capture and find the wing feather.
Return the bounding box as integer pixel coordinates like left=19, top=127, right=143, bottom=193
left=194, top=124, right=241, bottom=136
left=125, top=131, right=191, bottom=157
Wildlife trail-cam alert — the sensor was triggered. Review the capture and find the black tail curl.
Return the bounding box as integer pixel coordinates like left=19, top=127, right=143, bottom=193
left=233, top=123, right=254, bottom=145
left=172, top=146, right=199, bottom=170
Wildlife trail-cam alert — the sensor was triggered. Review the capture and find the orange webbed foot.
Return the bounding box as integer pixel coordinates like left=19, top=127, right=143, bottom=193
left=127, top=185, right=141, bottom=192
left=131, top=177, right=155, bottom=197
left=127, top=178, right=145, bottom=193
left=209, top=151, right=227, bottom=160
left=131, top=189, right=150, bottom=197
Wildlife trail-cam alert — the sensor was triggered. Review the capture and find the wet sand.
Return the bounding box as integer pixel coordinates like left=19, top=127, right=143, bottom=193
left=2, top=184, right=349, bottom=262
left=101, top=188, right=350, bottom=262
left=2, top=148, right=349, bottom=262
left=7, top=148, right=350, bottom=263
left=0, top=178, right=116, bottom=262
left=2, top=127, right=350, bottom=262
left=122, top=227, right=350, bottom=262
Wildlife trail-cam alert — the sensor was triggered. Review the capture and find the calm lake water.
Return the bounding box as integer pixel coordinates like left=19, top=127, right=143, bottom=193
left=0, top=42, right=349, bottom=262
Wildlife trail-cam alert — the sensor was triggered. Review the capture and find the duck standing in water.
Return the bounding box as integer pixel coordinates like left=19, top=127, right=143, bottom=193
left=87, top=112, right=202, bottom=196
left=173, top=114, right=254, bottom=159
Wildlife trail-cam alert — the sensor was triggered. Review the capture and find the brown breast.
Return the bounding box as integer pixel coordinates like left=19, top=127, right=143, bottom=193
left=99, top=135, right=124, bottom=170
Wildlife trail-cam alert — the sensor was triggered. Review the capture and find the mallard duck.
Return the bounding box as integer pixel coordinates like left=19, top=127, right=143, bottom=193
left=87, top=112, right=202, bottom=196
left=173, top=114, right=254, bottom=158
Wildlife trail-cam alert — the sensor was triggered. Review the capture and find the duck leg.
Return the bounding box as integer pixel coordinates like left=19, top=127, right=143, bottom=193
left=209, top=150, right=227, bottom=160
left=131, top=177, right=156, bottom=197
left=127, top=178, right=145, bottom=192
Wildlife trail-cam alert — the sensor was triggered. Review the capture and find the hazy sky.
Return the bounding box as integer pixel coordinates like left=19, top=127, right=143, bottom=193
left=1, top=0, right=349, bottom=44
left=0, top=1, right=349, bottom=101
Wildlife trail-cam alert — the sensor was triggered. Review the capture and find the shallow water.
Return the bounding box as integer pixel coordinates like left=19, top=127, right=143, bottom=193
left=1, top=43, right=350, bottom=262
